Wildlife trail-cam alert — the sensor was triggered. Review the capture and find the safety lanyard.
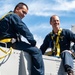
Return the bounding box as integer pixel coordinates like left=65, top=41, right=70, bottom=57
left=0, top=12, right=13, bottom=60
left=51, top=28, right=62, bottom=56
left=0, top=38, right=13, bottom=60
left=0, top=11, right=13, bottom=20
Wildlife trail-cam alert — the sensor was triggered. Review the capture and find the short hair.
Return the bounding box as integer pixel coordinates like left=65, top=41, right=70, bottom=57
left=14, top=2, right=28, bottom=11
left=50, top=15, right=58, bottom=22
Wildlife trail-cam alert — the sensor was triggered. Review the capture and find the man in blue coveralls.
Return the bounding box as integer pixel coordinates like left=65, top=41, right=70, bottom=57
left=40, top=15, right=75, bottom=75
left=0, top=2, right=44, bottom=75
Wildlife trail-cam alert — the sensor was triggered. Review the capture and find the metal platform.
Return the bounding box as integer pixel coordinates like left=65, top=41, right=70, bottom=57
left=0, top=47, right=75, bottom=75
left=43, top=55, right=75, bottom=75
left=0, top=47, right=31, bottom=75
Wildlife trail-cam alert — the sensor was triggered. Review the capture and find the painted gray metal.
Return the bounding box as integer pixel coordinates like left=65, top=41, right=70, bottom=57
left=0, top=47, right=75, bottom=75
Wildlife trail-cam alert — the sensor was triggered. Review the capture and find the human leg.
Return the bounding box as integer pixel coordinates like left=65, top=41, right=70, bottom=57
left=12, top=41, right=44, bottom=75
left=61, top=51, right=74, bottom=75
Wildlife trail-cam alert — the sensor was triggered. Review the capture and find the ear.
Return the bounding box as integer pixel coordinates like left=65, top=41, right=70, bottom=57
left=15, top=7, right=20, bottom=13
left=16, top=6, right=20, bottom=10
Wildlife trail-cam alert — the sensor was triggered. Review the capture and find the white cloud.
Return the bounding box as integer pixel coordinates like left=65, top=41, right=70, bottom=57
left=0, top=0, right=25, bottom=16
left=34, top=34, right=43, bottom=48
left=0, top=0, right=15, bottom=16
left=0, top=0, right=75, bottom=17
left=27, top=0, right=75, bottom=16
left=30, top=23, right=51, bottom=32
left=54, top=0, right=75, bottom=11
left=21, top=34, right=43, bottom=48
left=0, top=4, right=14, bottom=16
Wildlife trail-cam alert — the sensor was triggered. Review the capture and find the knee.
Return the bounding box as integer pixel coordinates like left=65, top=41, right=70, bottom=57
left=61, top=50, right=72, bottom=58
left=31, top=47, right=42, bottom=55
left=61, top=50, right=71, bottom=55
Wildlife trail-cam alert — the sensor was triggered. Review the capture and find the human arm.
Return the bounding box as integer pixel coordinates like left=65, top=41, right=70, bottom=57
left=66, top=29, right=75, bottom=49
left=64, top=29, right=75, bottom=56
left=11, top=13, right=36, bottom=46
left=40, top=34, right=51, bottom=54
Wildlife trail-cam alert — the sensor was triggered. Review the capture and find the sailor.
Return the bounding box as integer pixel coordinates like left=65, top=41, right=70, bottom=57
left=0, top=2, right=44, bottom=75
left=40, top=15, right=75, bottom=75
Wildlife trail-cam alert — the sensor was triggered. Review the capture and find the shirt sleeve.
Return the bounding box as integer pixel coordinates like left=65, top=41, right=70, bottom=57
left=65, top=29, right=75, bottom=51
left=40, top=34, right=50, bottom=54
left=11, top=14, right=36, bottom=46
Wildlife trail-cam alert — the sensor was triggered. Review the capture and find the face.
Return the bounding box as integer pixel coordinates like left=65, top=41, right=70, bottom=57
left=50, top=15, right=60, bottom=30
left=15, top=5, right=28, bottom=19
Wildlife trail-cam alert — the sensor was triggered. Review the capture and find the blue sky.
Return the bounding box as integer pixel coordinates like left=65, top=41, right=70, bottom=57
left=0, top=0, right=75, bottom=47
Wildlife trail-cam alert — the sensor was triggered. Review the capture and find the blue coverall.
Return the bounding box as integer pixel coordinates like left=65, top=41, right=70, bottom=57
left=40, top=29, right=75, bottom=72
left=0, top=11, right=44, bottom=75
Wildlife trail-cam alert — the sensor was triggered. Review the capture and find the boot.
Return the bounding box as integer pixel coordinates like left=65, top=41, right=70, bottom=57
left=67, top=68, right=74, bottom=75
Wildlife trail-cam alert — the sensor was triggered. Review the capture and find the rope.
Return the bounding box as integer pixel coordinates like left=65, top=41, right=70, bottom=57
left=0, top=47, right=13, bottom=60
left=0, top=38, right=13, bottom=60
left=0, top=12, right=12, bottom=20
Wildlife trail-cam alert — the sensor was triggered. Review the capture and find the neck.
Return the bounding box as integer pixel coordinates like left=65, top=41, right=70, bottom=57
left=53, top=28, right=60, bottom=34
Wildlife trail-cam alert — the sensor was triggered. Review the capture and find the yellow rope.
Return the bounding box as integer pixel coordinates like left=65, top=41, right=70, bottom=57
left=0, top=47, right=13, bottom=60
left=0, top=12, right=12, bottom=20
left=0, top=38, right=13, bottom=60
left=45, top=51, right=52, bottom=56
left=0, top=38, right=11, bottom=43
left=0, top=12, right=13, bottom=60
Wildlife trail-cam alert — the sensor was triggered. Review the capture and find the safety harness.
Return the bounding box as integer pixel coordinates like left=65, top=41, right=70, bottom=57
left=0, top=11, right=12, bottom=20
left=0, top=12, right=13, bottom=60
left=45, top=28, right=62, bottom=57
left=0, top=38, right=13, bottom=60
left=51, top=28, right=62, bottom=57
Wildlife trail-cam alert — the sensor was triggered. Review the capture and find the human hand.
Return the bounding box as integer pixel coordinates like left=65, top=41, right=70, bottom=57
left=62, top=50, right=72, bottom=54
